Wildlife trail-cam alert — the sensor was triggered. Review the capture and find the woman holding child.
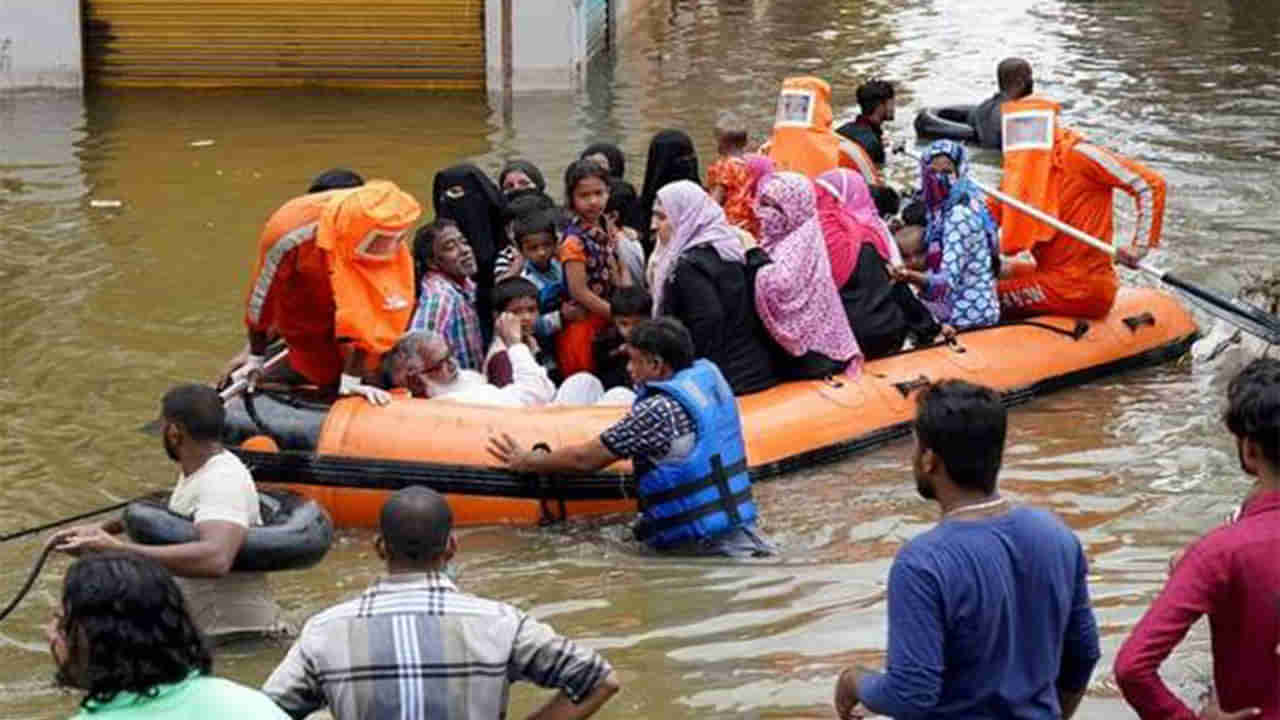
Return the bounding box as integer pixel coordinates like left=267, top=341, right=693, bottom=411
left=650, top=181, right=780, bottom=396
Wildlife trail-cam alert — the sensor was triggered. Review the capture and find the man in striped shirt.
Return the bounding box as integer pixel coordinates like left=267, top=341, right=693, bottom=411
left=263, top=486, right=620, bottom=720
left=409, top=219, right=486, bottom=372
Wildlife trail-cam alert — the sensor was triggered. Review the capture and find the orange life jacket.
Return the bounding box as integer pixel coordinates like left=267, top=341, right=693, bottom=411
left=767, top=77, right=846, bottom=179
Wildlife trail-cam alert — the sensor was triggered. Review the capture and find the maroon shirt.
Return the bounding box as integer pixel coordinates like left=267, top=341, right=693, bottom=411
left=1114, top=489, right=1280, bottom=719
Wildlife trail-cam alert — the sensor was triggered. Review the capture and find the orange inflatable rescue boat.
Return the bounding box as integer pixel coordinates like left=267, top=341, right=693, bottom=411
left=226, top=287, right=1197, bottom=529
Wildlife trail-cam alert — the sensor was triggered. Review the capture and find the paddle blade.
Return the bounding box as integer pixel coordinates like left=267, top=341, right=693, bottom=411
left=1162, top=272, right=1280, bottom=344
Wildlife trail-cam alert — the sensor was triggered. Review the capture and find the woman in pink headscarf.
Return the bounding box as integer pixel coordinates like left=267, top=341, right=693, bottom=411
left=649, top=180, right=780, bottom=395
left=814, top=169, right=947, bottom=359
left=753, top=172, right=863, bottom=378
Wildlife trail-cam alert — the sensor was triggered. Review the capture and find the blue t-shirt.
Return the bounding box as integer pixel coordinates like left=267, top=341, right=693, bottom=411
left=859, top=506, right=1101, bottom=720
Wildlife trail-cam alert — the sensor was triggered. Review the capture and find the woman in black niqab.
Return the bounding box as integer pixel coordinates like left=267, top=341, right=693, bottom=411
left=635, top=130, right=701, bottom=254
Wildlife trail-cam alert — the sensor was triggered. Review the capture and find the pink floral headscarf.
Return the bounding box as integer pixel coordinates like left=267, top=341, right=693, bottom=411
left=650, top=180, right=747, bottom=315
left=753, top=172, right=862, bottom=374
left=745, top=153, right=775, bottom=201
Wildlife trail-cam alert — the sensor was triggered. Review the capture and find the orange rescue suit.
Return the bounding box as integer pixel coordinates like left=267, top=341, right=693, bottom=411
left=766, top=77, right=868, bottom=179
left=245, top=182, right=421, bottom=385
left=993, top=97, right=1166, bottom=319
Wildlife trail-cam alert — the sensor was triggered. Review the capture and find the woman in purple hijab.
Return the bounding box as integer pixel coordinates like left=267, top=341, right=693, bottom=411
left=649, top=181, right=780, bottom=395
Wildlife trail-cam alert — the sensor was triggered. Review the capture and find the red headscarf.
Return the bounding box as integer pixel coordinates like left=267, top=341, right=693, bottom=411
left=814, top=169, right=895, bottom=287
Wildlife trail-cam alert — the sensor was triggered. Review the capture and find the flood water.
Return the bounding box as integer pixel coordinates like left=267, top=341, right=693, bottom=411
left=2, top=0, right=1278, bottom=717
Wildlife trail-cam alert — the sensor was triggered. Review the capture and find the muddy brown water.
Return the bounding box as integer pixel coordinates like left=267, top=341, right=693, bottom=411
left=2, top=0, right=1278, bottom=717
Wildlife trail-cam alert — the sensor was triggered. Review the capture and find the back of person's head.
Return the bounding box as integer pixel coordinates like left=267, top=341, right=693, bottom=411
left=379, top=486, right=453, bottom=566
left=714, top=111, right=749, bottom=149
left=563, top=158, right=613, bottom=210
left=512, top=208, right=558, bottom=249
left=997, top=58, right=1033, bottom=97
left=609, top=286, right=653, bottom=317
left=503, top=191, right=555, bottom=226
left=914, top=380, right=1007, bottom=494
left=308, top=168, right=365, bottom=194
left=605, top=178, right=637, bottom=226
left=57, top=552, right=210, bottom=708
left=161, top=384, right=225, bottom=442
left=856, top=79, right=895, bottom=116
left=492, top=277, right=539, bottom=315
left=1224, top=358, right=1280, bottom=471
left=870, top=184, right=901, bottom=219
left=628, top=317, right=695, bottom=372
left=900, top=199, right=926, bottom=228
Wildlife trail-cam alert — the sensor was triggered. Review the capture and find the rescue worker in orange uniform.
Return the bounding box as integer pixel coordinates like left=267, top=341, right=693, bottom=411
left=765, top=76, right=880, bottom=185
left=237, top=181, right=422, bottom=405
left=993, top=96, right=1166, bottom=319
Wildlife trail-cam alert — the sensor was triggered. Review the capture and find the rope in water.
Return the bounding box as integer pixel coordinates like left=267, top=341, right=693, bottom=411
left=0, top=541, right=57, bottom=623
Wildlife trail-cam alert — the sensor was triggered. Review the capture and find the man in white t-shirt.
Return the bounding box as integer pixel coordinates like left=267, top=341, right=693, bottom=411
left=54, top=384, right=279, bottom=637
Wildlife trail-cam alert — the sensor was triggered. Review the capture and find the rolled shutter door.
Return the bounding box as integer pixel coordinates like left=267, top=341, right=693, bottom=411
left=83, top=0, right=486, bottom=89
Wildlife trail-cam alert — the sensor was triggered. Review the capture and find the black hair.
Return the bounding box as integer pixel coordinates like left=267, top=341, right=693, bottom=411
left=58, top=552, right=211, bottom=708
left=307, top=168, right=365, bottom=194
left=563, top=159, right=613, bottom=211
left=628, top=317, right=695, bottom=371
left=512, top=209, right=558, bottom=250
left=997, top=58, right=1033, bottom=96
left=580, top=143, right=626, bottom=180
left=161, top=384, right=225, bottom=442
left=1224, top=358, right=1280, bottom=468
left=857, top=79, right=896, bottom=117
left=605, top=178, right=637, bottom=224
left=870, top=184, right=901, bottom=219
left=380, top=486, right=453, bottom=564
left=503, top=191, right=555, bottom=225
left=609, top=286, right=652, bottom=317
left=901, top=199, right=926, bottom=228
left=914, top=380, right=1007, bottom=494
left=491, top=277, right=539, bottom=315
left=413, top=218, right=460, bottom=295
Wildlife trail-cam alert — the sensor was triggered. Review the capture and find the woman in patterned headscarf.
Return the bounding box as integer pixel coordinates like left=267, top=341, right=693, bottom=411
left=753, top=172, right=863, bottom=379
left=890, top=140, right=1001, bottom=330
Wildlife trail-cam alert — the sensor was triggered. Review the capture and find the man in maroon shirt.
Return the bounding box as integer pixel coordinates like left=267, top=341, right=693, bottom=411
left=1114, top=357, right=1280, bottom=720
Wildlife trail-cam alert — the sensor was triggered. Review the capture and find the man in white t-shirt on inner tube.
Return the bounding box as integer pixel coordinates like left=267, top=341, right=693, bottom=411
left=53, top=384, right=280, bottom=639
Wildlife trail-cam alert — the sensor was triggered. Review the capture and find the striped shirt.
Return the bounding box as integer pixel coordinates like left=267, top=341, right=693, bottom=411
left=410, top=272, right=485, bottom=371
left=263, top=572, right=612, bottom=720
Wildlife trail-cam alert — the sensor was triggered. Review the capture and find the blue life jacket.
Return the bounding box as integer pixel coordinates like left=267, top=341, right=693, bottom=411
left=633, top=359, right=757, bottom=549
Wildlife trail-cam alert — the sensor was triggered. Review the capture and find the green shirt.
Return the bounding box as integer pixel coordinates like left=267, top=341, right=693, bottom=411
left=72, top=673, right=287, bottom=719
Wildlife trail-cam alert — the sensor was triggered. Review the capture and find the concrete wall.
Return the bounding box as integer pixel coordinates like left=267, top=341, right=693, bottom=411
left=486, top=0, right=652, bottom=93
left=0, top=0, right=83, bottom=90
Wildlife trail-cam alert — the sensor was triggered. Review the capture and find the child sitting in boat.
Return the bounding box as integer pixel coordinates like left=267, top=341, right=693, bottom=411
left=484, top=278, right=551, bottom=387
left=593, top=286, right=653, bottom=393
left=706, top=112, right=758, bottom=237
left=498, top=209, right=582, bottom=380
left=605, top=179, right=648, bottom=292
left=558, top=160, right=632, bottom=376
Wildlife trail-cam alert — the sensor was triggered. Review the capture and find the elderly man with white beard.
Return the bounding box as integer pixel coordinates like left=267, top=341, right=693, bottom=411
left=382, top=312, right=556, bottom=407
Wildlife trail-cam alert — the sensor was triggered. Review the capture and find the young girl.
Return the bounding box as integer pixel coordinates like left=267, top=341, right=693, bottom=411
left=557, top=160, right=631, bottom=375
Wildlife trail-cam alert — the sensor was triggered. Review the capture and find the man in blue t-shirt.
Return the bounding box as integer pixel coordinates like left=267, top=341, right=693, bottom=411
left=834, top=380, right=1101, bottom=720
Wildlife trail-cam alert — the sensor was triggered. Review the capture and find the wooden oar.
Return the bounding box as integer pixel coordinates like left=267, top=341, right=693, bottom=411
left=139, top=349, right=291, bottom=434
left=899, top=147, right=1280, bottom=343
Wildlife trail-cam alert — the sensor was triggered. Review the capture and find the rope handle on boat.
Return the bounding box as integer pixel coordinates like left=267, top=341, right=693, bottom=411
left=893, top=374, right=933, bottom=398
left=1122, top=312, right=1157, bottom=332
left=529, top=443, right=568, bottom=526
left=0, top=539, right=58, bottom=623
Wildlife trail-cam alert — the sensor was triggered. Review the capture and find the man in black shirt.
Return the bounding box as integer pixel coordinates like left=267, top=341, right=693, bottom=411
left=836, top=80, right=896, bottom=169
left=969, top=58, right=1034, bottom=150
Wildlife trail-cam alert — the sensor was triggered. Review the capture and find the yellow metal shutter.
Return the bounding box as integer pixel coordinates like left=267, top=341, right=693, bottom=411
left=83, top=0, right=486, bottom=90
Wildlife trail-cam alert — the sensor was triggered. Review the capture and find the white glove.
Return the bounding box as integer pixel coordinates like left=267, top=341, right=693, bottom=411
left=230, top=354, right=264, bottom=386
left=339, top=373, right=391, bottom=407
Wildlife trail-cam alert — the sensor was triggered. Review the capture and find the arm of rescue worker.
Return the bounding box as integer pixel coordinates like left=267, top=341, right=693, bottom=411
left=337, top=346, right=391, bottom=406
left=262, top=618, right=327, bottom=720
left=488, top=433, right=619, bottom=474
left=856, top=547, right=947, bottom=718
left=1057, top=542, right=1101, bottom=719
left=53, top=520, right=247, bottom=578
left=509, top=612, right=620, bottom=720
left=1113, top=538, right=1222, bottom=720
left=1070, top=143, right=1167, bottom=256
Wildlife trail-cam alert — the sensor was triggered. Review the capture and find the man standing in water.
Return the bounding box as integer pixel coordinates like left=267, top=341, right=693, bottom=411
left=968, top=57, right=1034, bottom=150
left=264, top=486, right=620, bottom=720
left=53, top=384, right=277, bottom=638
left=488, top=317, right=772, bottom=556
left=1114, top=358, right=1280, bottom=720
left=834, top=380, right=1100, bottom=719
